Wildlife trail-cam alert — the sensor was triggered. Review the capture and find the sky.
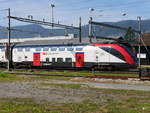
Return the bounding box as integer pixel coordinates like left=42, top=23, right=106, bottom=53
left=0, top=0, right=150, bottom=27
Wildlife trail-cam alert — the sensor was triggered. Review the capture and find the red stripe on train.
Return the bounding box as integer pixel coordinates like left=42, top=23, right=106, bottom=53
left=92, top=43, right=134, bottom=65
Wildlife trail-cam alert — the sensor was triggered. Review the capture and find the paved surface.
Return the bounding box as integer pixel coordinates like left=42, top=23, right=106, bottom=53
left=49, top=79, right=150, bottom=91
left=86, top=82, right=150, bottom=91
left=0, top=78, right=150, bottom=103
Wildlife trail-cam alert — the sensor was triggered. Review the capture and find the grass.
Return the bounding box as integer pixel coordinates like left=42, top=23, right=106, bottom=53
left=92, top=89, right=150, bottom=113
left=0, top=98, right=102, bottom=113
left=26, top=76, right=73, bottom=81
left=34, top=71, right=138, bottom=77
left=0, top=88, right=150, bottom=113
left=0, top=98, right=50, bottom=113
left=0, top=72, right=16, bottom=78
left=0, top=70, right=138, bottom=82
left=0, top=72, right=22, bottom=82
left=40, top=83, right=82, bottom=89
left=0, top=71, right=73, bottom=81
left=0, top=70, right=149, bottom=113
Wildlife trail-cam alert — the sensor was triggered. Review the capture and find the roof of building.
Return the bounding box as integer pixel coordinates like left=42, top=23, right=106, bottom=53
left=141, top=33, right=150, bottom=46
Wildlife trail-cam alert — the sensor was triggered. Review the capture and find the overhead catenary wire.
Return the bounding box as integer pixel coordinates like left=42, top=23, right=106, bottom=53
left=9, top=16, right=80, bottom=29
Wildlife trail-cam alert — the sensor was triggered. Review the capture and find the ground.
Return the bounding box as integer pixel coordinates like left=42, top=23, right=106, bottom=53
left=0, top=72, right=150, bottom=113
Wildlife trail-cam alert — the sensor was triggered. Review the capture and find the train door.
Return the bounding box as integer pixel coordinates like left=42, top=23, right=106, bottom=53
left=33, top=53, right=41, bottom=66
left=75, top=52, right=84, bottom=67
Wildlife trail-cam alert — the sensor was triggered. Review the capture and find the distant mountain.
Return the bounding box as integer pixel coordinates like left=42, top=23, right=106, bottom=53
left=0, top=19, right=150, bottom=39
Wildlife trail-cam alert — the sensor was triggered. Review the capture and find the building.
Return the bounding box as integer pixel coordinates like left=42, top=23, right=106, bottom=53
left=134, top=33, right=150, bottom=65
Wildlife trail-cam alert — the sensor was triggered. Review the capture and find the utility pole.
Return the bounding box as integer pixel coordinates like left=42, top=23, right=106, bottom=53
left=7, top=8, right=11, bottom=71
left=50, top=4, right=55, bottom=27
left=79, top=17, right=82, bottom=43
left=89, top=17, right=93, bottom=43
left=137, top=16, right=142, bottom=78
left=89, top=8, right=94, bottom=43
left=138, top=16, right=141, bottom=68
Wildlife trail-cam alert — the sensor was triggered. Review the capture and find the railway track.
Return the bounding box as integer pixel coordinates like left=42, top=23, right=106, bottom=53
left=4, top=69, right=140, bottom=80
left=8, top=71, right=84, bottom=78
left=10, top=68, right=139, bottom=73
left=4, top=67, right=150, bottom=81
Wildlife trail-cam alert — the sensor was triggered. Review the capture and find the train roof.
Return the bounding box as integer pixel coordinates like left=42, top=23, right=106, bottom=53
left=14, top=37, right=115, bottom=46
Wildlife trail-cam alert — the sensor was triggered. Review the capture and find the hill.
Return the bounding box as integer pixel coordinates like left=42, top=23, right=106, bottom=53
left=0, top=19, right=150, bottom=39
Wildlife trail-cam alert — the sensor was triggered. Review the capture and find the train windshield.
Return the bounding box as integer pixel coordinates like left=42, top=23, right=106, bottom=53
left=120, top=44, right=138, bottom=64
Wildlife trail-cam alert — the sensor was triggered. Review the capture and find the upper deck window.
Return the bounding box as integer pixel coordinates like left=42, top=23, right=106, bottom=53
left=25, top=48, right=30, bottom=52
left=36, top=47, right=41, bottom=51
left=59, top=48, right=65, bottom=51
left=76, top=47, right=83, bottom=51
left=43, top=47, right=49, bottom=51
left=51, top=47, right=57, bottom=51
left=17, top=48, right=23, bottom=52
left=67, top=47, right=74, bottom=51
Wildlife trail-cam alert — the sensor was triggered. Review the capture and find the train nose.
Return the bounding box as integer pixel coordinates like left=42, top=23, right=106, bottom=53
left=129, top=54, right=138, bottom=67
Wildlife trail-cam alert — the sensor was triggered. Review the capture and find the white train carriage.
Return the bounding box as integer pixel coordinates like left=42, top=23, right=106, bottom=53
left=12, top=43, right=137, bottom=69
left=0, top=45, right=7, bottom=67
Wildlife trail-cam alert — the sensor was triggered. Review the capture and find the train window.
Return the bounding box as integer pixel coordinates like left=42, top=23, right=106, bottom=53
left=46, top=58, right=49, bottom=62
left=17, top=48, right=23, bottom=52
left=101, top=47, right=125, bottom=61
left=76, top=48, right=83, bottom=51
left=51, top=47, right=57, bottom=51
left=57, top=58, right=63, bottom=63
left=66, top=58, right=72, bottom=62
left=25, top=48, right=30, bottom=51
left=67, top=48, right=74, bottom=51
left=59, top=48, right=65, bottom=51
left=43, top=47, right=49, bottom=51
left=52, top=58, right=56, bottom=63
left=36, top=47, right=41, bottom=51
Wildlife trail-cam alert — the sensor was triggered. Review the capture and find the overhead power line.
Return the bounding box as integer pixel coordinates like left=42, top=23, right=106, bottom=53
left=8, top=15, right=82, bottom=42
left=90, top=21, right=140, bottom=33
left=9, top=16, right=80, bottom=30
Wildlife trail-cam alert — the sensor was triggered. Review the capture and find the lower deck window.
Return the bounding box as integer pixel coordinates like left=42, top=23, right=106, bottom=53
left=46, top=58, right=50, bottom=62
left=57, top=58, right=63, bottom=63
left=52, top=58, right=56, bottom=63
left=65, top=58, right=72, bottom=62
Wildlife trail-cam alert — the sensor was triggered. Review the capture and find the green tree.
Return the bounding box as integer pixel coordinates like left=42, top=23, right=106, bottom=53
left=124, top=27, right=135, bottom=42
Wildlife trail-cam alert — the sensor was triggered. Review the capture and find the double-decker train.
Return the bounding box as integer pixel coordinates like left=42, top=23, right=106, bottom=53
left=0, top=42, right=137, bottom=70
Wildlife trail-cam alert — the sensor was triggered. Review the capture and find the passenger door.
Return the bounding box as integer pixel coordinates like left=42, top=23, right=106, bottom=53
left=33, top=53, right=41, bottom=66
left=75, top=52, right=84, bottom=67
